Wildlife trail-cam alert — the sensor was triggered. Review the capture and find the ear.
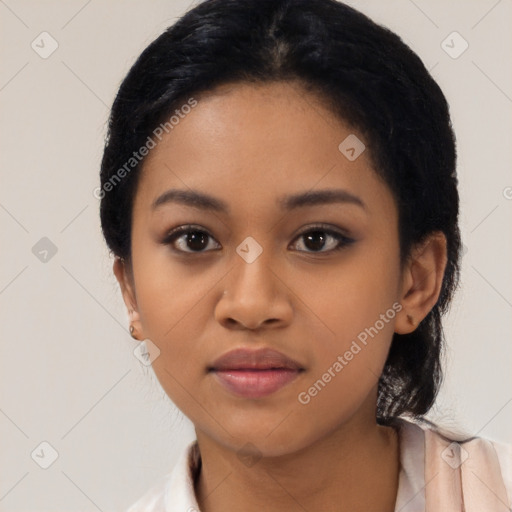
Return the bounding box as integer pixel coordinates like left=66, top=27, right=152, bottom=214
left=113, top=257, right=144, bottom=340
left=394, top=232, right=448, bottom=334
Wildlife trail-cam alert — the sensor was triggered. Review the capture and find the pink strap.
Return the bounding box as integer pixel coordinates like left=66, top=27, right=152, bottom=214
left=424, top=428, right=510, bottom=511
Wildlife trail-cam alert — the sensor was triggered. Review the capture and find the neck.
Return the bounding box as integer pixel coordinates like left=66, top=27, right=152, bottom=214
left=194, top=416, right=400, bottom=512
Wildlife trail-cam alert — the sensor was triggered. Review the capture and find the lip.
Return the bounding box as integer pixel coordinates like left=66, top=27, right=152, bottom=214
left=209, top=347, right=303, bottom=371
left=208, top=348, right=304, bottom=399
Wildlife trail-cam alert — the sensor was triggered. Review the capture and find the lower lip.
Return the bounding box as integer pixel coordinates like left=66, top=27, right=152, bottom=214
left=211, top=369, right=302, bottom=399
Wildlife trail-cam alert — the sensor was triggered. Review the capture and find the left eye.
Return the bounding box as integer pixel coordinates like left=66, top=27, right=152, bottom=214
left=163, top=226, right=221, bottom=253
left=290, top=228, right=354, bottom=253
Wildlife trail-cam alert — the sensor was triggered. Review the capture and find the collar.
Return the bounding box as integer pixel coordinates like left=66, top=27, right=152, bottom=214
left=157, top=418, right=427, bottom=511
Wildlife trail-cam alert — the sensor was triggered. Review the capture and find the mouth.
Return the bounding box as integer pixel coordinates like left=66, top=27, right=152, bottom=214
left=208, top=347, right=305, bottom=399
left=210, top=368, right=304, bottom=399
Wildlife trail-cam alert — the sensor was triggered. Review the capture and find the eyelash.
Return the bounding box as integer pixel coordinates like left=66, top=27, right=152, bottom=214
left=161, top=223, right=355, bottom=255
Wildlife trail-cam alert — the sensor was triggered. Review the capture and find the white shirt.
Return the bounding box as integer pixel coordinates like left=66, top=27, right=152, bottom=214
left=126, top=418, right=512, bottom=512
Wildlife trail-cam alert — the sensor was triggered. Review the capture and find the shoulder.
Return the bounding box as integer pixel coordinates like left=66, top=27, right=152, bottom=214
left=125, top=439, right=201, bottom=512
left=398, top=417, right=512, bottom=509
left=491, top=437, right=512, bottom=491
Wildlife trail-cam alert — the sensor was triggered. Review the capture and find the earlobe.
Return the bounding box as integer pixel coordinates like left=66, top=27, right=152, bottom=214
left=113, top=257, right=144, bottom=340
left=394, top=232, right=448, bottom=335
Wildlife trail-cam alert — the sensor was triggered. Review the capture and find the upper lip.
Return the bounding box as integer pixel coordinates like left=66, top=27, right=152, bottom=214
left=209, top=347, right=303, bottom=371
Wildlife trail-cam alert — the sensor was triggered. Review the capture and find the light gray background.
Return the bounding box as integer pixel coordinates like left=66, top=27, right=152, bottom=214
left=1, top=0, right=511, bottom=510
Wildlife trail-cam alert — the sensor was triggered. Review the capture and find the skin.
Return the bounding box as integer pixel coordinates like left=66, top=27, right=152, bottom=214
left=114, top=81, right=447, bottom=512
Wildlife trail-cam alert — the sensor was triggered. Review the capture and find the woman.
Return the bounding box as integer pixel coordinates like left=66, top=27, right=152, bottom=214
left=98, top=0, right=511, bottom=510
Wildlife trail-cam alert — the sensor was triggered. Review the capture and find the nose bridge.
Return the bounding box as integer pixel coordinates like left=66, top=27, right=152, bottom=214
left=215, top=236, right=292, bottom=329
left=230, top=235, right=277, bottom=301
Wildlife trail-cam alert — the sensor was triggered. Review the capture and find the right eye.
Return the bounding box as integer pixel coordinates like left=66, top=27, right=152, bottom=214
left=162, top=225, right=221, bottom=253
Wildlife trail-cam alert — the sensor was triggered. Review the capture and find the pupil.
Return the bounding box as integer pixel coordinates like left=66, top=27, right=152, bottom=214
left=305, top=231, right=326, bottom=251
left=188, top=231, right=208, bottom=250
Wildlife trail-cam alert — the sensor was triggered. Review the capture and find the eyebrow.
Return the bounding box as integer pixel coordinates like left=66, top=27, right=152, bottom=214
left=151, top=188, right=366, bottom=213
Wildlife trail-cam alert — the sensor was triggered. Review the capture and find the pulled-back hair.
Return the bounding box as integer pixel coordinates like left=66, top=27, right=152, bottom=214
left=100, top=0, right=461, bottom=424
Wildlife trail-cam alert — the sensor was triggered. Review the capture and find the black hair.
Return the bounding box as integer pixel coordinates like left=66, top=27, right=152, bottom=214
left=99, top=0, right=461, bottom=424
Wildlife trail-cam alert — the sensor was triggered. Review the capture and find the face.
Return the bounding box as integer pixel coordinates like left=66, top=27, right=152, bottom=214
left=117, top=81, right=407, bottom=456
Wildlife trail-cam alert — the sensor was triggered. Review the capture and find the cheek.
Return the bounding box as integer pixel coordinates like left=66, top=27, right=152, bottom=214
left=136, top=267, right=215, bottom=414
left=289, top=243, right=401, bottom=344
left=289, top=280, right=398, bottom=446
left=132, top=236, right=215, bottom=336
left=131, top=249, right=219, bottom=376
left=287, top=247, right=400, bottom=403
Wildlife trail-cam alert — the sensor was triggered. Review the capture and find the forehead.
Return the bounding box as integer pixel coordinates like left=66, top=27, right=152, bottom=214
left=133, top=81, right=394, bottom=219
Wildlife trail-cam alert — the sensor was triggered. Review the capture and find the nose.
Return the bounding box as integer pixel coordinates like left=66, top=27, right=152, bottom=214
left=214, top=249, right=293, bottom=331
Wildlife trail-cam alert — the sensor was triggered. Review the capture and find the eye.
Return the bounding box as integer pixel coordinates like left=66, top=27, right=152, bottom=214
left=290, top=225, right=355, bottom=253
left=162, top=225, right=221, bottom=253
left=162, top=224, right=354, bottom=255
